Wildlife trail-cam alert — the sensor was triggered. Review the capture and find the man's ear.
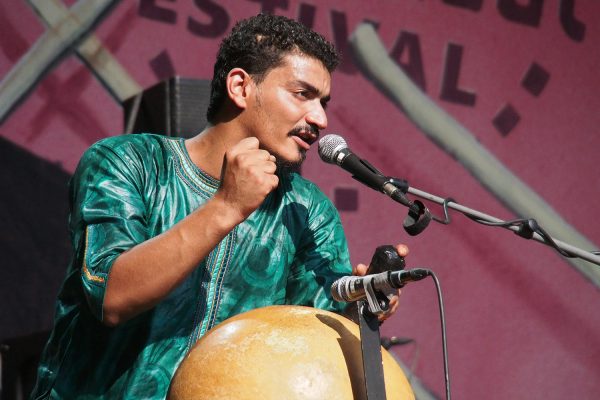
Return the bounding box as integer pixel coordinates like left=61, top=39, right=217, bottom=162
left=226, top=68, right=254, bottom=110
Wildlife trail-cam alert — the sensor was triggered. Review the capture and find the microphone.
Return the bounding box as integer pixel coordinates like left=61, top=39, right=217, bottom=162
left=318, top=134, right=411, bottom=206
left=318, top=134, right=432, bottom=236
left=330, top=268, right=430, bottom=303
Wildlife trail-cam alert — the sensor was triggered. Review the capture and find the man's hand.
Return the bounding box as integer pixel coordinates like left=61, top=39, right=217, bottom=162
left=215, top=137, right=279, bottom=221
left=353, top=244, right=409, bottom=322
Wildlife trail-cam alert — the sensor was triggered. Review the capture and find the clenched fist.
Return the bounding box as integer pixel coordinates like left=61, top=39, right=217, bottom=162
left=215, top=137, right=279, bottom=221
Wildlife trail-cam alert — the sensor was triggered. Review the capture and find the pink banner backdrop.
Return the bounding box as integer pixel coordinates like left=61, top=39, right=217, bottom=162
left=1, top=1, right=599, bottom=398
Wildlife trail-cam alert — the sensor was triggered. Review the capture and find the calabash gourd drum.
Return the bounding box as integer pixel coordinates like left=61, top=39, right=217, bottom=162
left=169, top=305, right=414, bottom=400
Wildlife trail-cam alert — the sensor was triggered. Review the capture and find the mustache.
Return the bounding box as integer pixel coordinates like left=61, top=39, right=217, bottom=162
left=288, top=124, right=320, bottom=137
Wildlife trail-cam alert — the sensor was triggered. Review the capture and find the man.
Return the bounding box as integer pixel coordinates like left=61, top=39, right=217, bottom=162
left=31, top=13, right=405, bottom=399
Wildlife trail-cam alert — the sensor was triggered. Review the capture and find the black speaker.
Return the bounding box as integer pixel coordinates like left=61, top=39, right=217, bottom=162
left=123, top=77, right=211, bottom=139
left=0, top=137, right=71, bottom=400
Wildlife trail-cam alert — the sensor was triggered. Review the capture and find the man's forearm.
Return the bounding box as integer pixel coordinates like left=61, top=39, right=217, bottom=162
left=102, top=194, right=243, bottom=326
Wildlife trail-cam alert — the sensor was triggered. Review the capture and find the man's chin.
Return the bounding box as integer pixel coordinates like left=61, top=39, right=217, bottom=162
left=275, top=151, right=306, bottom=175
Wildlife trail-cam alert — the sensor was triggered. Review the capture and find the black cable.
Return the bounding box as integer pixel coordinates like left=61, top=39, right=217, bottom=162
left=423, top=195, right=600, bottom=259
left=427, top=269, right=451, bottom=400
left=460, top=214, right=599, bottom=259
left=393, top=182, right=599, bottom=263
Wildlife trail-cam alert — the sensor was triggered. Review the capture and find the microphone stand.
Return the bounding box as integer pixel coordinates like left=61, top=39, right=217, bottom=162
left=399, top=183, right=600, bottom=266
left=354, top=245, right=407, bottom=400
left=358, top=301, right=388, bottom=400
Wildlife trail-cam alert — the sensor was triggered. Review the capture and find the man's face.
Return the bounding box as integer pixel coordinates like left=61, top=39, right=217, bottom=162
left=245, top=53, right=331, bottom=169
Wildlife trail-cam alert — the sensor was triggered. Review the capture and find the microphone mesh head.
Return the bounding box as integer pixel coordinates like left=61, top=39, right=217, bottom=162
left=318, top=134, right=347, bottom=164
left=330, top=275, right=352, bottom=302
left=330, top=277, right=343, bottom=302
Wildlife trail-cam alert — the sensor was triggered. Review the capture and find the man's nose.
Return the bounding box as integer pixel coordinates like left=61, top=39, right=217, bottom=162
left=306, top=102, right=328, bottom=130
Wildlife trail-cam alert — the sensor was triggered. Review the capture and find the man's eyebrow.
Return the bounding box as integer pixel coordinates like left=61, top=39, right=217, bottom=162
left=293, top=80, right=331, bottom=102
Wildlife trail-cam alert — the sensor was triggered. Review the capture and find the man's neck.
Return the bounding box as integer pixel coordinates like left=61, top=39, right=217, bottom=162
left=184, top=121, right=246, bottom=180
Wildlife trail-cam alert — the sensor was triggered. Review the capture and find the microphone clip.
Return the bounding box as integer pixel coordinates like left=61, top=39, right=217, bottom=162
left=361, top=273, right=394, bottom=315
left=403, top=199, right=432, bottom=236
left=362, top=245, right=405, bottom=315
left=386, top=177, right=433, bottom=236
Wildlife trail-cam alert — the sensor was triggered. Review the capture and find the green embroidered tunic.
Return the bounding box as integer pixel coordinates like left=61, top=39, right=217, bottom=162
left=32, top=134, right=351, bottom=399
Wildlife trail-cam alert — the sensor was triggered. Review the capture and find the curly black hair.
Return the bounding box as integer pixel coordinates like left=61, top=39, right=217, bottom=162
left=206, top=14, right=340, bottom=123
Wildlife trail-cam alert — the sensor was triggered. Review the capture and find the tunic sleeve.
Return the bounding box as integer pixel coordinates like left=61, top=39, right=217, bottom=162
left=69, top=139, right=149, bottom=321
left=285, top=183, right=352, bottom=313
